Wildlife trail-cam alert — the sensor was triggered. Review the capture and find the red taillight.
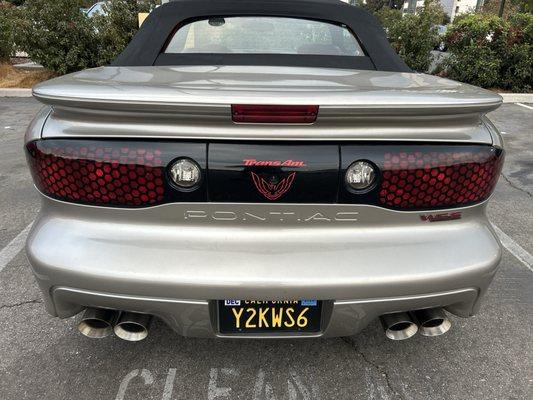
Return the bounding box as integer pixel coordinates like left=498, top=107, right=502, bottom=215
left=232, top=104, right=319, bottom=123
left=378, top=147, right=503, bottom=210
left=27, top=140, right=502, bottom=210
left=26, top=141, right=167, bottom=207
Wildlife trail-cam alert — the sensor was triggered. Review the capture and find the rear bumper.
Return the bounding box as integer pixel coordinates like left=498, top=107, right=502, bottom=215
left=52, top=287, right=479, bottom=338
left=26, top=198, right=502, bottom=338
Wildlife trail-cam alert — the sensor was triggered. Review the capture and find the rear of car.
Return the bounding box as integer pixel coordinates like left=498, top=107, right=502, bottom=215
left=24, top=0, right=504, bottom=340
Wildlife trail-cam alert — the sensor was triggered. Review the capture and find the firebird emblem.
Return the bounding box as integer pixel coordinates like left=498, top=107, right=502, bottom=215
left=251, top=172, right=296, bottom=201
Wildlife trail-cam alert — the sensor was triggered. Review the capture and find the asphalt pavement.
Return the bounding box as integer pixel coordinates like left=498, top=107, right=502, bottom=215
left=0, top=98, right=531, bottom=400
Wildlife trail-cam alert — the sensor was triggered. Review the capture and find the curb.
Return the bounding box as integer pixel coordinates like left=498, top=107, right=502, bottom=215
left=0, top=89, right=33, bottom=97
left=499, top=93, right=533, bottom=103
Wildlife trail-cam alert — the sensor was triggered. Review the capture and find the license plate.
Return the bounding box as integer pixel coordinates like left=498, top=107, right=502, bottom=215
left=218, top=300, right=322, bottom=334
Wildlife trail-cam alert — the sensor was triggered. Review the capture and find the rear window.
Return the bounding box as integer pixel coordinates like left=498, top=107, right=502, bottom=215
left=165, top=16, right=364, bottom=56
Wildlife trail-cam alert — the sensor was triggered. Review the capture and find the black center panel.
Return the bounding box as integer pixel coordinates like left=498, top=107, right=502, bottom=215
left=207, top=143, right=339, bottom=203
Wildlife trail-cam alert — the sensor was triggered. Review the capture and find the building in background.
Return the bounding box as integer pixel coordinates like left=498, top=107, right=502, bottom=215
left=403, top=0, right=485, bottom=21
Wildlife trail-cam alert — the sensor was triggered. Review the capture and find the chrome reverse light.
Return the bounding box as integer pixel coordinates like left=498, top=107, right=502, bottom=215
left=345, top=160, right=376, bottom=191
left=169, top=158, right=201, bottom=189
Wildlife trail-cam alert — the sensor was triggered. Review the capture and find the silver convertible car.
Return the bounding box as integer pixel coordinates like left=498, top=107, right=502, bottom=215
left=24, top=0, right=504, bottom=341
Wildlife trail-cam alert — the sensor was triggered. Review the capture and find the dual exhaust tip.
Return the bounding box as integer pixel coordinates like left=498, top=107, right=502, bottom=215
left=79, top=306, right=450, bottom=342
left=78, top=308, right=152, bottom=342
left=380, top=307, right=451, bottom=341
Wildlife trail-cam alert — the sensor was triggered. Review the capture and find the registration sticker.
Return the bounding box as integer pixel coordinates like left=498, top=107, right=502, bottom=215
left=301, top=300, right=318, bottom=306
left=224, top=300, right=241, bottom=306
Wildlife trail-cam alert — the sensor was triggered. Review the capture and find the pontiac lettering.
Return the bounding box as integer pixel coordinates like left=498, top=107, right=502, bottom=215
left=184, top=210, right=359, bottom=222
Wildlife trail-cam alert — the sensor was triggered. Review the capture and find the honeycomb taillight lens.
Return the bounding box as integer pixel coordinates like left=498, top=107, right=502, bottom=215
left=341, top=144, right=504, bottom=210
left=25, top=140, right=206, bottom=207
left=27, top=140, right=503, bottom=210
left=377, top=146, right=503, bottom=210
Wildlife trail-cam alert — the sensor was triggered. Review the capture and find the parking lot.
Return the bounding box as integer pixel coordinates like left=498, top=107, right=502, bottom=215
left=0, top=98, right=531, bottom=400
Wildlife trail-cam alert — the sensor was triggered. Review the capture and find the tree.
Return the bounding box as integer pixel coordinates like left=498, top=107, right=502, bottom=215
left=15, top=0, right=99, bottom=74
left=0, top=6, right=16, bottom=61
left=93, top=0, right=157, bottom=65
left=360, top=0, right=389, bottom=12
left=443, top=13, right=532, bottom=91
left=375, top=0, right=445, bottom=72
left=481, top=0, right=531, bottom=17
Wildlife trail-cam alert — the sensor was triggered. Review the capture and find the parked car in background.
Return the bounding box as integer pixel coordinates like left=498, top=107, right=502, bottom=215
left=25, top=0, right=504, bottom=343
left=435, top=24, right=448, bottom=52
left=84, top=1, right=107, bottom=18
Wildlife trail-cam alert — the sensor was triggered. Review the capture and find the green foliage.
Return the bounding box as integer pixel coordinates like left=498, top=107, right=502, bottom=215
left=360, top=0, right=389, bottom=12
left=445, top=14, right=506, bottom=52
left=444, top=13, right=532, bottom=92
left=445, top=45, right=502, bottom=87
left=502, top=13, right=532, bottom=91
left=4, top=0, right=25, bottom=6
left=501, top=42, right=532, bottom=91
left=0, top=6, right=16, bottom=61
left=481, top=0, right=529, bottom=17
left=376, top=1, right=444, bottom=72
left=357, top=0, right=405, bottom=12
left=14, top=0, right=158, bottom=74
left=374, top=7, right=403, bottom=29
left=15, top=0, right=99, bottom=75
left=509, top=12, right=533, bottom=42
left=93, top=0, right=156, bottom=65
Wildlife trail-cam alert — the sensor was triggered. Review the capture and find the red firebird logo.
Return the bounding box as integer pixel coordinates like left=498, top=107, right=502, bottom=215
left=251, top=172, right=296, bottom=201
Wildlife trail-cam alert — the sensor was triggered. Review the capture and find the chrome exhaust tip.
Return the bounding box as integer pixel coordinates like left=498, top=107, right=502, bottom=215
left=380, top=312, right=418, bottom=340
left=78, top=308, right=118, bottom=339
left=113, top=312, right=152, bottom=342
left=413, top=308, right=451, bottom=337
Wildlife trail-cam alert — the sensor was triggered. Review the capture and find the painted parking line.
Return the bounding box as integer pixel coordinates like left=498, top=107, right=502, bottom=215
left=0, top=223, right=32, bottom=273
left=492, top=224, right=533, bottom=273
left=516, top=103, right=533, bottom=111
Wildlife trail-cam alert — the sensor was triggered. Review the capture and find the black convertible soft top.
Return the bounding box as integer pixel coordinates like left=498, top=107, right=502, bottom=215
left=112, top=0, right=411, bottom=72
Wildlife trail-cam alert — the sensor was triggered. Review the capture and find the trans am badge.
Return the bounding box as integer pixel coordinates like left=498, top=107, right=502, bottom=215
left=251, top=172, right=296, bottom=201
